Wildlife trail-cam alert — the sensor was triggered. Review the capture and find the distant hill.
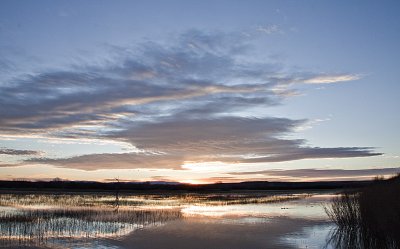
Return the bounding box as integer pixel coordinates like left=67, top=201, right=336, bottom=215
left=0, top=179, right=373, bottom=192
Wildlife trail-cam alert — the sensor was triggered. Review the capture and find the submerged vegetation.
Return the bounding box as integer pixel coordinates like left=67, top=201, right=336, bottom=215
left=0, top=192, right=310, bottom=208
left=0, top=207, right=181, bottom=247
left=0, top=191, right=311, bottom=247
left=325, top=175, right=400, bottom=249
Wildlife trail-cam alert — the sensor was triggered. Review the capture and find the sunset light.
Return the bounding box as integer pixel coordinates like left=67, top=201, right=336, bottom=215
left=0, top=1, right=399, bottom=248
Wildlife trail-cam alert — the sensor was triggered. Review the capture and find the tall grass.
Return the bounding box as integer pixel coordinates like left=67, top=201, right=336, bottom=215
left=325, top=192, right=361, bottom=228
left=0, top=207, right=182, bottom=247
left=325, top=175, right=400, bottom=249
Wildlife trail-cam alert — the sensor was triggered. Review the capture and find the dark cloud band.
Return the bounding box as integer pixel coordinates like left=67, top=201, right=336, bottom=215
left=0, top=148, right=41, bottom=156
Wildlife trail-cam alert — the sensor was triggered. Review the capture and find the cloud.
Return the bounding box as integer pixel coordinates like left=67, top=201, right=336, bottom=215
left=28, top=152, right=184, bottom=170
left=0, top=30, right=279, bottom=136
left=0, top=29, right=379, bottom=171
left=256, top=24, right=282, bottom=35
left=113, top=116, right=302, bottom=152
left=302, top=74, right=361, bottom=84
left=0, top=161, right=23, bottom=168
left=0, top=148, right=42, bottom=156
left=27, top=116, right=381, bottom=170
left=229, top=168, right=400, bottom=179
left=236, top=147, right=381, bottom=163
left=0, top=30, right=360, bottom=136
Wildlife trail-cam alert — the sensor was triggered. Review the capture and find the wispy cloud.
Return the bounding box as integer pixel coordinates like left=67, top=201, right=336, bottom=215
left=28, top=152, right=183, bottom=170
left=256, top=24, right=282, bottom=35
left=0, top=148, right=42, bottom=156
left=302, top=74, right=361, bottom=84
left=229, top=168, right=400, bottom=179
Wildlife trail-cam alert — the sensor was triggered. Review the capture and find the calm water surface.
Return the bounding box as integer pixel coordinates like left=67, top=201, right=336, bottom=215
left=0, top=192, right=337, bottom=249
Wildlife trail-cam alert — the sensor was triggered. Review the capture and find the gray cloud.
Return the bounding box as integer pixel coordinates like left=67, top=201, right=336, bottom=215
left=0, top=148, right=42, bottom=156
left=236, top=147, right=381, bottom=163
left=27, top=116, right=381, bottom=170
left=229, top=168, right=400, bottom=179
left=28, top=153, right=185, bottom=170
left=114, top=117, right=303, bottom=152
left=0, top=30, right=358, bottom=135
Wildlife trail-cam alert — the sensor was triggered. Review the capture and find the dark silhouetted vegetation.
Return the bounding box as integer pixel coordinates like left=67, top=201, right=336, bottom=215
left=325, top=174, right=400, bottom=249
left=0, top=179, right=372, bottom=192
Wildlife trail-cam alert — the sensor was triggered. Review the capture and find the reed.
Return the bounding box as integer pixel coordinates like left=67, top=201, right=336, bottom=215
left=325, top=175, right=400, bottom=249
left=0, top=207, right=182, bottom=246
left=0, top=192, right=310, bottom=207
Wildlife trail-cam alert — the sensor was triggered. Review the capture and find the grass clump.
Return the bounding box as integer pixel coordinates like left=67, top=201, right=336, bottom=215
left=325, top=174, right=400, bottom=249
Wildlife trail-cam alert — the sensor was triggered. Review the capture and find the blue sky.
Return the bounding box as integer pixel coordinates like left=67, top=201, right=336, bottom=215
left=0, top=0, right=399, bottom=182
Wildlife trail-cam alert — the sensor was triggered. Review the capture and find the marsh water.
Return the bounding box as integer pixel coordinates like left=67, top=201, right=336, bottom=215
left=0, top=191, right=339, bottom=249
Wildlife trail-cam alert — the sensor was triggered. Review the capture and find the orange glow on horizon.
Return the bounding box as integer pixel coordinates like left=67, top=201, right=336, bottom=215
left=180, top=179, right=209, bottom=185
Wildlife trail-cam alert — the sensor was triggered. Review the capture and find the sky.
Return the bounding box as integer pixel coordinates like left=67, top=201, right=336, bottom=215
left=0, top=0, right=399, bottom=183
